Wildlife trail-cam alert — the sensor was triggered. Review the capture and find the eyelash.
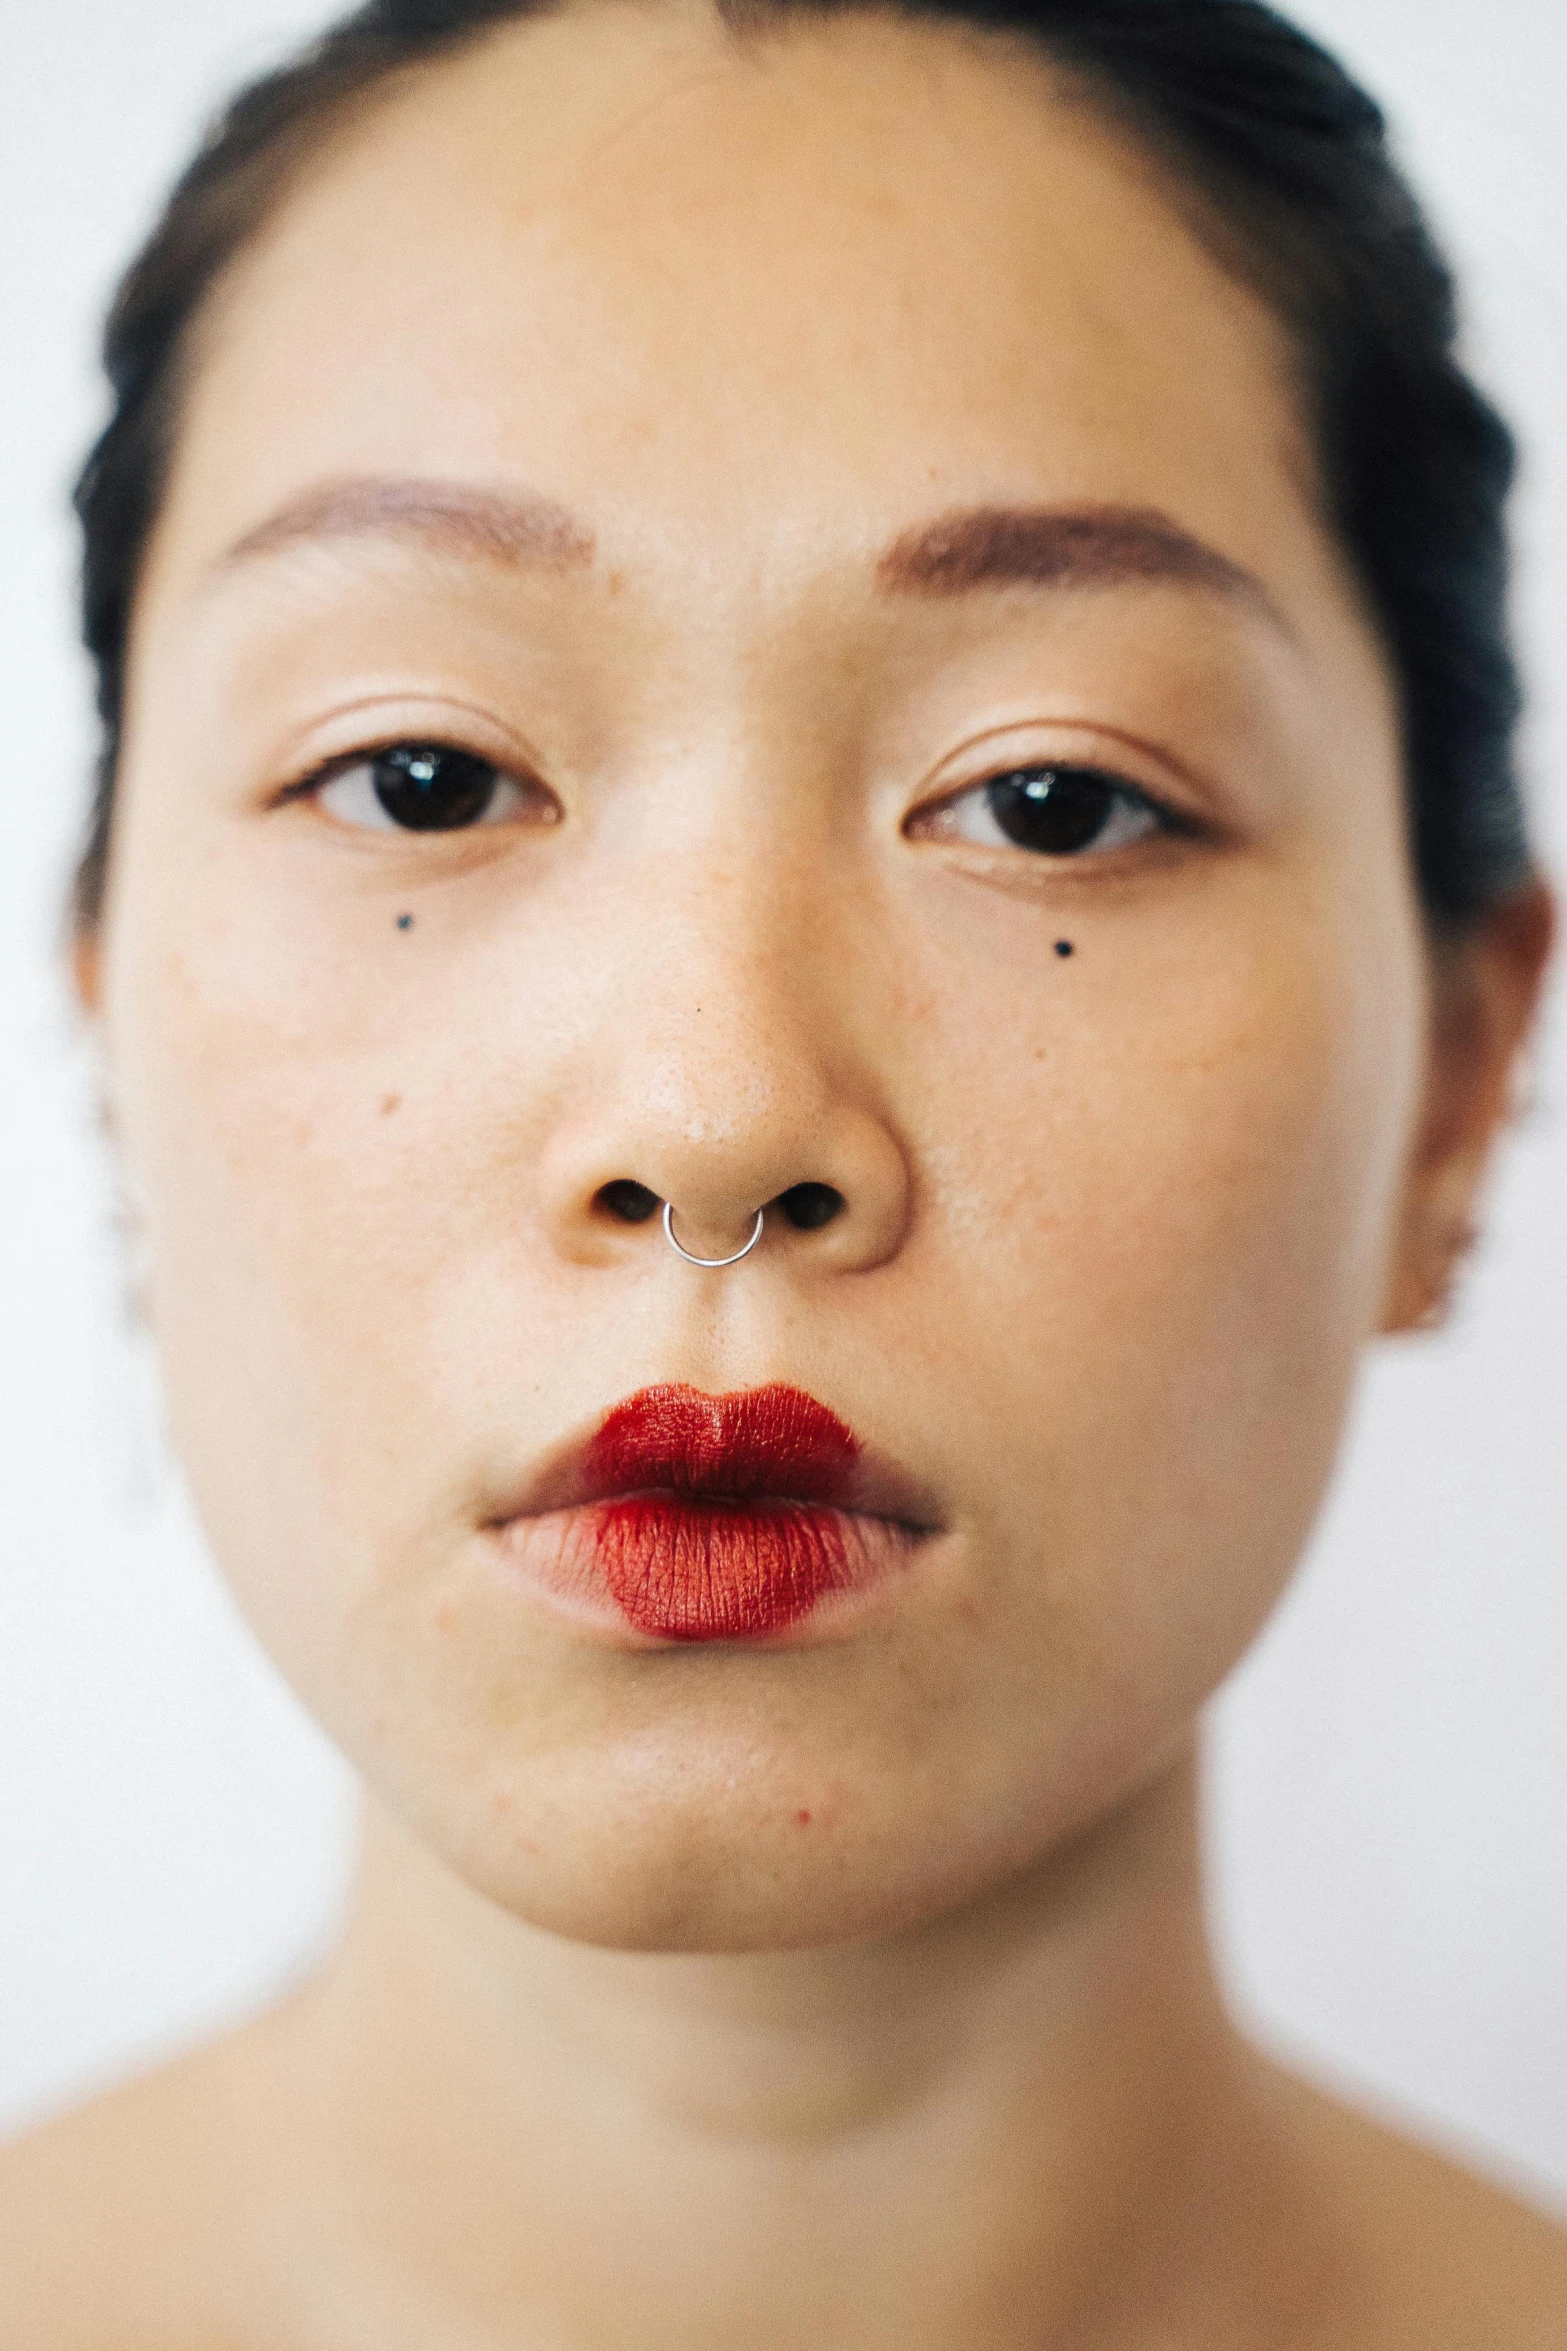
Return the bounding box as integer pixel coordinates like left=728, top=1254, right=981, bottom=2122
left=285, top=740, right=554, bottom=834
left=284, top=738, right=1187, bottom=864
left=913, top=763, right=1187, bottom=861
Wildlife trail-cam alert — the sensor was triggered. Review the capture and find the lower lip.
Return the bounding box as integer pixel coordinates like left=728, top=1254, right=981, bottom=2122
left=497, top=1495, right=916, bottom=1643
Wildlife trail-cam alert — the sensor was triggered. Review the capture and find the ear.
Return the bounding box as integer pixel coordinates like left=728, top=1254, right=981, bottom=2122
left=1381, top=879, right=1556, bottom=1334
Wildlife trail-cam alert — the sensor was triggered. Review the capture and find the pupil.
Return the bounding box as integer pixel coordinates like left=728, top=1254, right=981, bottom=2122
left=372, top=744, right=499, bottom=831
left=986, top=767, right=1115, bottom=855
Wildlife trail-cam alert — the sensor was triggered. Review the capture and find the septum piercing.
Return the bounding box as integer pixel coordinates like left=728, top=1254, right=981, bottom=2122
left=662, top=1200, right=766, bottom=1269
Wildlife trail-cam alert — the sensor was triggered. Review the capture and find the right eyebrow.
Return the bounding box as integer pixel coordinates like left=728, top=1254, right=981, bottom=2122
left=212, top=476, right=598, bottom=575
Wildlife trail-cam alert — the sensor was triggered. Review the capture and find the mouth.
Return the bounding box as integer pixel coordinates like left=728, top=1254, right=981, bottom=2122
left=491, top=1384, right=935, bottom=1644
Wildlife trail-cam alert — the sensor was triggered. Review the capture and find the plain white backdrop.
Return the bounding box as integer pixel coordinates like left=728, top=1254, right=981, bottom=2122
left=2, top=0, right=1564, bottom=2205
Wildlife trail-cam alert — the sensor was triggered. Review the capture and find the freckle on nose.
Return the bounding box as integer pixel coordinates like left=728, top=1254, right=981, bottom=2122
left=381, top=1094, right=402, bottom=1117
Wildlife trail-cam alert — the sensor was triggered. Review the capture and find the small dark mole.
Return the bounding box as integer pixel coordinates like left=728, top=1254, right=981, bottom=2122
left=396, top=912, right=415, bottom=932
left=380, top=1093, right=402, bottom=1118
left=1054, top=939, right=1075, bottom=959
left=797, top=1809, right=813, bottom=1825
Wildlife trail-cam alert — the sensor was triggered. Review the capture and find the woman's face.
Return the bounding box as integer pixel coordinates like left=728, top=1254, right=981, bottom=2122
left=100, top=1, right=1428, bottom=1949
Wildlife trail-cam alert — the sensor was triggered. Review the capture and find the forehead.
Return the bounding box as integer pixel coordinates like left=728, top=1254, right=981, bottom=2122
left=154, top=2, right=1324, bottom=612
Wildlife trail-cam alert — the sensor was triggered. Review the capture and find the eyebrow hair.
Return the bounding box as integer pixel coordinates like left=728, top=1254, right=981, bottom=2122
left=216, top=477, right=597, bottom=573
left=214, top=480, right=1282, bottom=639
left=876, top=502, right=1286, bottom=629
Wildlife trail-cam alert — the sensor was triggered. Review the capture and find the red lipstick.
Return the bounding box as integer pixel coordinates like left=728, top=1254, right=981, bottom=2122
left=585, top=1385, right=860, bottom=1641
left=497, top=1384, right=922, bottom=1643
left=586, top=1383, right=860, bottom=1503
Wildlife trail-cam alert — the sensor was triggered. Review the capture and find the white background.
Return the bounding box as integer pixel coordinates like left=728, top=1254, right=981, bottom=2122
left=2, top=0, right=1563, bottom=2204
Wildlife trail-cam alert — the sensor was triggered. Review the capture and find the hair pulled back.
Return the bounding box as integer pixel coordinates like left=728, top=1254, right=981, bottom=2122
left=73, top=0, right=1533, bottom=931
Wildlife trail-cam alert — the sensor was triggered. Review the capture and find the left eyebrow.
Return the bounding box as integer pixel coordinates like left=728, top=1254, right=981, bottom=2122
left=876, top=502, right=1289, bottom=634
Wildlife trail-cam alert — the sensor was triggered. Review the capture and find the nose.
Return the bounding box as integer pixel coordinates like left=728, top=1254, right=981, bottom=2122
left=534, top=873, right=910, bottom=1277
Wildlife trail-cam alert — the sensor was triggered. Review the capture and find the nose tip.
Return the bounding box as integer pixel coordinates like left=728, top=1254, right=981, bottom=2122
left=543, top=962, right=911, bottom=1273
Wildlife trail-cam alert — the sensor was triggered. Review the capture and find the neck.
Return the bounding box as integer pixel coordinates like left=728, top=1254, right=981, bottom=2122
left=278, top=1750, right=1270, bottom=2348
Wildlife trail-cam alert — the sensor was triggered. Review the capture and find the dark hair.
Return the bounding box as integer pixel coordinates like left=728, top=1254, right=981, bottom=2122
left=73, top=0, right=1533, bottom=932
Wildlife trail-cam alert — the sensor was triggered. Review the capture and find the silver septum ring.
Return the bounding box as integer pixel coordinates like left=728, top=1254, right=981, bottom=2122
left=662, top=1200, right=766, bottom=1269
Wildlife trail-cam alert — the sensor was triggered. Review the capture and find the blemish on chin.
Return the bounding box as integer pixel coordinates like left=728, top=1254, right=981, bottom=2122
left=396, top=912, right=415, bottom=932
left=796, top=1809, right=813, bottom=1826
left=1054, top=939, right=1075, bottom=959
left=380, top=1093, right=402, bottom=1118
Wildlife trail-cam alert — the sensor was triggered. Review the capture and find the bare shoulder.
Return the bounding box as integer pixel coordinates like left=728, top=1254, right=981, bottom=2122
left=1257, top=2053, right=1567, bottom=2350
left=0, top=2007, right=300, bottom=2351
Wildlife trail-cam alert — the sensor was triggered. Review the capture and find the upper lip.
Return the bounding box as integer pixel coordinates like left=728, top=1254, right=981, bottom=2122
left=488, top=1383, right=941, bottom=1531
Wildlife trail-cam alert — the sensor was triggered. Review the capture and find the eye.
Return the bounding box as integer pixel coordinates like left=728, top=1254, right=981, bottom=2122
left=314, top=742, right=547, bottom=833
left=927, top=765, right=1166, bottom=858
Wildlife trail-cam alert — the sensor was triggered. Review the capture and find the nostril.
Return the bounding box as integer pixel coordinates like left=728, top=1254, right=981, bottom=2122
left=778, top=1182, right=845, bottom=1232
left=596, top=1180, right=661, bottom=1225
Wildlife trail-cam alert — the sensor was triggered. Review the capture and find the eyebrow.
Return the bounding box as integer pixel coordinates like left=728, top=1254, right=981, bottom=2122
left=216, top=477, right=597, bottom=573
left=876, top=502, right=1286, bottom=630
left=213, top=478, right=1282, bottom=635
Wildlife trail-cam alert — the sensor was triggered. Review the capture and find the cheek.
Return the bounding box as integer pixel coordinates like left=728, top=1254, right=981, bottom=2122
left=99, top=870, right=502, bottom=1712
left=903, top=867, right=1425, bottom=1728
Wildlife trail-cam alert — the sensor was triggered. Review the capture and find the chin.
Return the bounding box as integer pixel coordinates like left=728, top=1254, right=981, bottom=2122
left=380, top=1732, right=1028, bottom=1956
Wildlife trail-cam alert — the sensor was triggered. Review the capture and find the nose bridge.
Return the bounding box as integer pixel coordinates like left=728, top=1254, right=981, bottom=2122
left=535, top=788, right=910, bottom=1270
left=621, top=828, right=838, bottom=1185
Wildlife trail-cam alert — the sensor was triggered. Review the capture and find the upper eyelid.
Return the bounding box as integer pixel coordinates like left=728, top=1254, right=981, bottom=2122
left=910, top=717, right=1222, bottom=822
left=915, top=743, right=1098, bottom=800
left=258, top=692, right=551, bottom=799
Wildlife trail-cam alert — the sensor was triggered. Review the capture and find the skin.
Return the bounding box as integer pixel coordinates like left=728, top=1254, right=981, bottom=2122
left=3, top=3, right=1562, bottom=2343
